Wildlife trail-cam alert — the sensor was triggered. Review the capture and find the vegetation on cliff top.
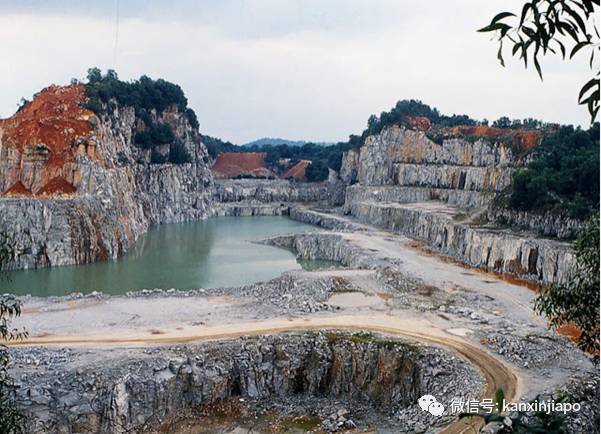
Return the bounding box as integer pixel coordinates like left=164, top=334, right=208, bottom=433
left=84, top=68, right=193, bottom=165
left=360, top=99, right=477, bottom=139
left=84, top=68, right=191, bottom=116
left=508, top=123, right=599, bottom=219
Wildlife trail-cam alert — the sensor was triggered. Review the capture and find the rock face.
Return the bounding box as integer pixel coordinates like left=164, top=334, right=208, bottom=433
left=13, top=332, right=481, bottom=434
left=339, top=125, right=574, bottom=284
left=211, top=179, right=329, bottom=216
left=485, top=206, right=585, bottom=240
left=346, top=201, right=574, bottom=284
left=341, top=125, right=519, bottom=207
left=0, top=85, right=213, bottom=270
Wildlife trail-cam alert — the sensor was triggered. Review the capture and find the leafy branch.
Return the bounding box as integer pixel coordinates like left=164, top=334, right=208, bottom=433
left=479, top=0, right=600, bottom=122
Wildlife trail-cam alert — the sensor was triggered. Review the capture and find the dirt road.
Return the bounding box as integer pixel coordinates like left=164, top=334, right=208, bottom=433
left=11, top=314, right=519, bottom=434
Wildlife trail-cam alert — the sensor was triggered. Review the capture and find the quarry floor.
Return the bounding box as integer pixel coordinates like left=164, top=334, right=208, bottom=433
left=10, top=209, right=595, bottom=433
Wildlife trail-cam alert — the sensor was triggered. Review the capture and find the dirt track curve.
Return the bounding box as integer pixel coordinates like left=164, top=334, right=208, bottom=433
left=11, top=314, right=519, bottom=434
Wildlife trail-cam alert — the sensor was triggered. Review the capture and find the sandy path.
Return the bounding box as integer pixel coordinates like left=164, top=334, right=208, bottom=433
left=336, top=230, right=539, bottom=324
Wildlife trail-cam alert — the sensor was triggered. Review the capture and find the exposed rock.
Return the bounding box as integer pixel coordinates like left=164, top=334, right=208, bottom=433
left=0, top=85, right=213, bottom=270
left=211, top=179, right=330, bottom=217
left=486, top=206, right=585, bottom=240
left=338, top=125, right=577, bottom=284
left=213, top=179, right=328, bottom=203
left=281, top=159, right=311, bottom=180
left=345, top=201, right=573, bottom=284
left=11, top=331, right=483, bottom=434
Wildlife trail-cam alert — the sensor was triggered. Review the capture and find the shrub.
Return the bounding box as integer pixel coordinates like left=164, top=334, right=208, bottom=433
left=535, top=214, right=600, bottom=355
left=134, top=124, right=175, bottom=149
left=185, top=108, right=199, bottom=130
left=508, top=123, right=599, bottom=219
left=305, top=160, right=329, bottom=182
left=84, top=68, right=189, bottom=116
left=168, top=142, right=192, bottom=164
left=150, top=149, right=167, bottom=164
left=0, top=233, right=27, bottom=433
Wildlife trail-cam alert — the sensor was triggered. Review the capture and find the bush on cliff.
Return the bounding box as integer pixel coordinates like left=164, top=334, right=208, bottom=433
left=509, top=123, right=599, bottom=219
left=85, top=68, right=199, bottom=165
left=168, top=142, right=192, bottom=164
left=134, top=124, right=176, bottom=149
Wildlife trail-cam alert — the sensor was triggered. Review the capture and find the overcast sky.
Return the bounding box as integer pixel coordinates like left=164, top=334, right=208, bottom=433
left=0, top=0, right=592, bottom=144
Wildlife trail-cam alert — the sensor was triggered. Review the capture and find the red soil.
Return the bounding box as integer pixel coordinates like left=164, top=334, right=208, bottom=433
left=4, top=181, right=33, bottom=197
left=405, top=116, right=432, bottom=131
left=282, top=160, right=311, bottom=180
left=556, top=324, right=583, bottom=342
left=36, top=176, right=77, bottom=196
left=212, top=152, right=275, bottom=178
left=0, top=84, right=93, bottom=168
left=448, top=125, right=542, bottom=151
left=0, top=84, right=94, bottom=197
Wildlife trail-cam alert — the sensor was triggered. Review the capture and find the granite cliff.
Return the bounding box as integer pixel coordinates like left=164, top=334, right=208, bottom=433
left=0, top=84, right=213, bottom=269
left=337, top=124, right=575, bottom=284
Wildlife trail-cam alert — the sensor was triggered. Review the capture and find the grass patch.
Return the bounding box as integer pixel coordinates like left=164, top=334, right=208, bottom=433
left=453, top=212, right=468, bottom=222
left=325, top=331, right=421, bottom=353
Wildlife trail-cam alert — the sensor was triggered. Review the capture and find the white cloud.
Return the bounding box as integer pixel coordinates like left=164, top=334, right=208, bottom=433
left=0, top=1, right=591, bottom=143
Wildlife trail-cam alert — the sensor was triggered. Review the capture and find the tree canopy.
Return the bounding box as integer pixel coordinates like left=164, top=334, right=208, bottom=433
left=508, top=123, right=599, bottom=219
left=84, top=68, right=199, bottom=130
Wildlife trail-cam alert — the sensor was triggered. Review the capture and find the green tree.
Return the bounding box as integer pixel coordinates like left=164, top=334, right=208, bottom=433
left=305, top=160, right=329, bottom=182
left=535, top=213, right=600, bottom=354
left=508, top=123, right=599, bottom=219
left=0, top=234, right=26, bottom=433
left=479, top=0, right=600, bottom=122
left=86, top=67, right=102, bottom=84
left=492, top=116, right=512, bottom=128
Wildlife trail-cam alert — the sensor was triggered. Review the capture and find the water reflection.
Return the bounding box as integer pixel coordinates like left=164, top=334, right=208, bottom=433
left=2, top=216, right=315, bottom=296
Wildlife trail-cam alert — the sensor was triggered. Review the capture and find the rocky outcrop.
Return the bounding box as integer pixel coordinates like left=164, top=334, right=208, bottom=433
left=289, top=206, right=363, bottom=231
left=340, top=125, right=520, bottom=204
left=264, top=232, right=370, bottom=268
left=211, top=179, right=330, bottom=216
left=344, top=185, right=494, bottom=209
left=338, top=125, right=575, bottom=284
left=13, top=332, right=481, bottom=434
left=0, top=85, right=213, bottom=270
left=486, top=207, right=585, bottom=240
left=346, top=201, right=573, bottom=284
left=213, top=179, right=328, bottom=203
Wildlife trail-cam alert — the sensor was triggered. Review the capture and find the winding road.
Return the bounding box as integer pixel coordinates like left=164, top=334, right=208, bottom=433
left=11, top=313, right=520, bottom=434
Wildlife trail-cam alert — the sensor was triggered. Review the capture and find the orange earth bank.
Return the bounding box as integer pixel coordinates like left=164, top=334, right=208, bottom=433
left=0, top=84, right=95, bottom=197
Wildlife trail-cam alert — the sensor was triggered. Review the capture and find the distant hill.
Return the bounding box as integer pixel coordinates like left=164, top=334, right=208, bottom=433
left=242, top=137, right=335, bottom=147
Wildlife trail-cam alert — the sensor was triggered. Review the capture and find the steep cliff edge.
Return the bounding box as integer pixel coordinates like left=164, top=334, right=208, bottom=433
left=339, top=124, right=574, bottom=284
left=0, top=83, right=213, bottom=270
